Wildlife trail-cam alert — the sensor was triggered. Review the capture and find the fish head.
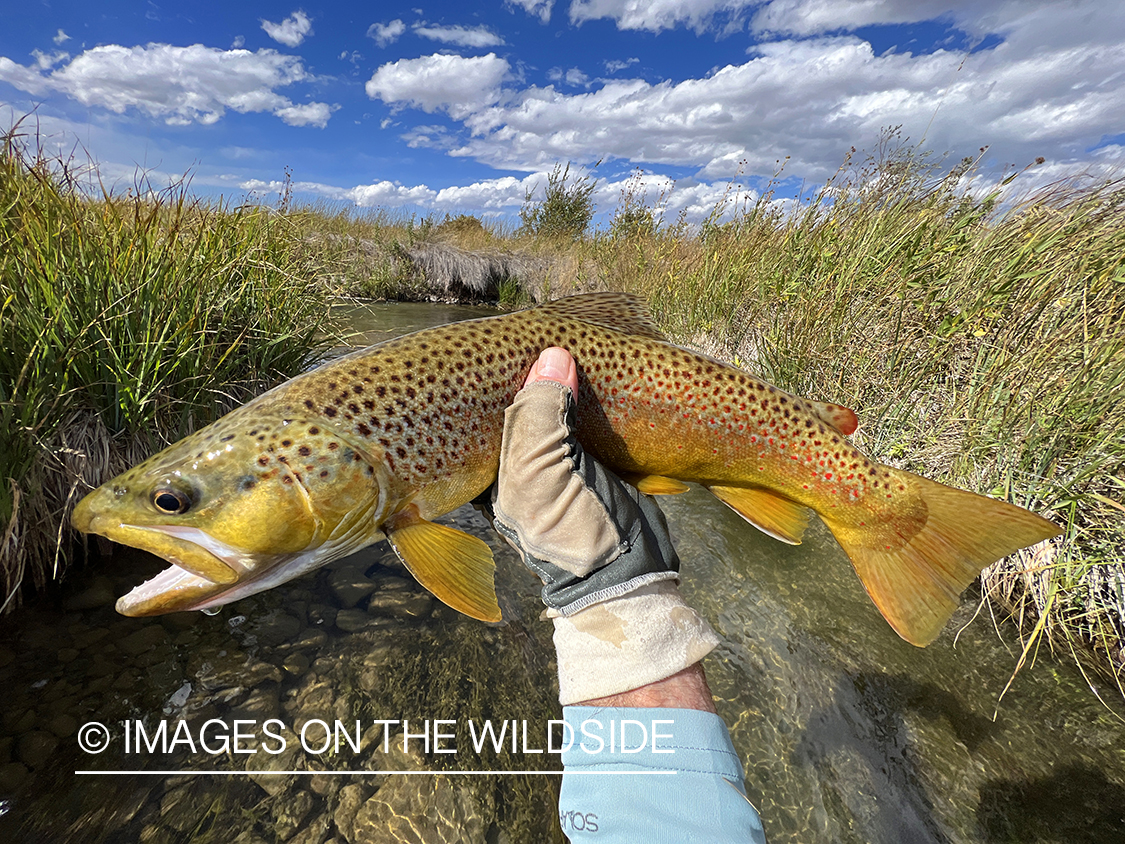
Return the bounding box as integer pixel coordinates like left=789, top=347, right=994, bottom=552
left=72, top=411, right=394, bottom=616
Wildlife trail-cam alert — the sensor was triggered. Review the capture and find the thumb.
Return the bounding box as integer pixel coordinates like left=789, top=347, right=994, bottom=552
left=524, top=347, right=578, bottom=393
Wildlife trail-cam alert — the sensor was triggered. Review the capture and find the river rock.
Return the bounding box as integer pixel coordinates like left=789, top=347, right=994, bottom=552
left=63, top=576, right=118, bottom=610
left=229, top=685, right=281, bottom=723
left=18, top=730, right=59, bottom=769
left=118, top=625, right=169, bottom=656
left=328, top=566, right=379, bottom=608
left=195, top=650, right=283, bottom=692
left=349, top=774, right=484, bottom=844
left=288, top=811, right=332, bottom=844
left=283, top=653, right=311, bottom=676
left=247, top=610, right=304, bottom=647
left=246, top=741, right=305, bottom=797
left=334, top=609, right=371, bottom=633
left=273, top=788, right=315, bottom=840
left=47, top=713, right=78, bottom=738
left=278, top=628, right=329, bottom=652
left=365, top=590, right=434, bottom=620
left=332, top=783, right=375, bottom=843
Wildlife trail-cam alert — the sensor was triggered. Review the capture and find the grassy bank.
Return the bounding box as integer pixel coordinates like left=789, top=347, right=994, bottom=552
left=0, top=131, right=334, bottom=609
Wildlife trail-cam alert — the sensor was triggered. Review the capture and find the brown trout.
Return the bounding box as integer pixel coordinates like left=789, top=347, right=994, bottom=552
left=71, top=293, right=1060, bottom=645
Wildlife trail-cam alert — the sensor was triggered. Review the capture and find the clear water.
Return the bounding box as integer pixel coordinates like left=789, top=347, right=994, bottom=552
left=1, top=302, right=1122, bottom=843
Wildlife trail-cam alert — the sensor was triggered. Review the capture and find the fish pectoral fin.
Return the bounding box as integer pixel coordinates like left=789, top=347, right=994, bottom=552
left=386, top=509, right=501, bottom=623
left=807, top=399, right=860, bottom=436
left=707, top=485, right=810, bottom=545
left=619, top=472, right=691, bottom=495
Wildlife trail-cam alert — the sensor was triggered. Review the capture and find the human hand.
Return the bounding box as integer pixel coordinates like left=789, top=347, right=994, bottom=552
left=493, top=347, right=719, bottom=706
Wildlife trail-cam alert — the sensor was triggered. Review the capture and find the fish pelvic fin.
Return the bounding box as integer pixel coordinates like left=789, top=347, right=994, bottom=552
left=386, top=506, right=501, bottom=623
left=707, top=485, right=810, bottom=545
left=806, top=399, right=860, bottom=436
left=535, top=292, right=667, bottom=341
left=823, top=471, right=1062, bottom=647
left=620, top=472, right=691, bottom=495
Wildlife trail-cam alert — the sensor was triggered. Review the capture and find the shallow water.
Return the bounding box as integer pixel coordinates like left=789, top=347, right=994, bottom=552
left=1, top=301, right=1122, bottom=843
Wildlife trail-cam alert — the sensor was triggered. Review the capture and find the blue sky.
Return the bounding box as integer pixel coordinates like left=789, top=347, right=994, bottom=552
left=1, top=1, right=1122, bottom=223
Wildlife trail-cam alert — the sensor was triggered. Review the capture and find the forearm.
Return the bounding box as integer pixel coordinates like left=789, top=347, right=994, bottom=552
left=574, top=663, right=717, bottom=713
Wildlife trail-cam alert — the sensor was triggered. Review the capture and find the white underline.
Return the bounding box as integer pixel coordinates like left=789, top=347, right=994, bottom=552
left=75, top=769, right=677, bottom=776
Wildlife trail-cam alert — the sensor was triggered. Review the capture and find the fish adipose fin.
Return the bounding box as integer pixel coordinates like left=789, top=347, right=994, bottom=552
left=707, top=485, right=810, bottom=545
left=536, top=292, right=667, bottom=341
left=619, top=472, right=691, bottom=495
left=823, top=472, right=1062, bottom=647
left=385, top=507, right=501, bottom=623
left=807, top=400, right=859, bottom=436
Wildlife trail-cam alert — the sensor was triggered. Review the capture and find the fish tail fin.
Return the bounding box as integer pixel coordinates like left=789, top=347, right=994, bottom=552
left=822, top=471, right=1061, bottom=647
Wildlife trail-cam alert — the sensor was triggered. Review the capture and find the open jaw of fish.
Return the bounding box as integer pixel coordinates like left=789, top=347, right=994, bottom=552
left=71, top=499, right=383, bottom=617
left=71, top=292, right=1061, bottom=646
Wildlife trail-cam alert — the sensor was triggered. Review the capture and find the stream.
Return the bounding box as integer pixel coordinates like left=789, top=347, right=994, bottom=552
left=0, top=300, right=1122, bottom=843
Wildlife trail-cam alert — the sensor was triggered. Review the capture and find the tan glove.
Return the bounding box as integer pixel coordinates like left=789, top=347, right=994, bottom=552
left=493, top=351, right=718, bottom=705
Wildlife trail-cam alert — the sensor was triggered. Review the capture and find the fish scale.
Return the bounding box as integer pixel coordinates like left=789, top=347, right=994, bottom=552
left=72, top=293, right=1059, bottom=646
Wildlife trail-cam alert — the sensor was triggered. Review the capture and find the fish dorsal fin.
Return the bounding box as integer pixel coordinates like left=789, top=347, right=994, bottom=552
left=385, top=506, right=501, bottom=622
left=535, top=293, right=667, bottom=340
left=805, top=400, right=859, bottom=436
left=707, top=485, right=810, bottom=545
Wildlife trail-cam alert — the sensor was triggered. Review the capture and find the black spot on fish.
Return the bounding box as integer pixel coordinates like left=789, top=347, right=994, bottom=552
left=324, top=407, right=337, bottom=418
left=298, top=445, right=311, bottom=457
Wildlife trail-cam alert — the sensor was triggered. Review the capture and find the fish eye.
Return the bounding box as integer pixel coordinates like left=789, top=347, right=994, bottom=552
left=153, top=488, right=191, bottom=515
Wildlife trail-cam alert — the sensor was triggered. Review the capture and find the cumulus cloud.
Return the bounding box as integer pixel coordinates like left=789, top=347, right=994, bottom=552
left=368, top=20, right=406, bottom=47
left=413, top=24, right=505, bottom=48
left=568, top=0, right=756, bottom=33
left=366, top=53, right=510, bottom=119
left=53, top=29, right=70, bottom=46
left=237, top=167, right=756, bottom=223
left=366, top=3, right=1125, bottom=185
left=509, top=0, right=555, bottom=23
left=261, top=11, right=313, bottom=47
left=0, top=44, right=337, bottom=127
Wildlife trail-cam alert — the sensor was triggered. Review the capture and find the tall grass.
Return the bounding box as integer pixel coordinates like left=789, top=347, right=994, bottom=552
left=0, top=130, right=333, bottom=608
left=591, top=143, right=1125, bottom=692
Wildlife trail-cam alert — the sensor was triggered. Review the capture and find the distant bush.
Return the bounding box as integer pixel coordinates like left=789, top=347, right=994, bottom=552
left=519, top=163, right=596, bottom=241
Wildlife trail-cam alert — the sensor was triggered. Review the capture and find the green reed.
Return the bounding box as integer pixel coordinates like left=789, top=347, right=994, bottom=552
left=0, top=129, right=332, bottom=607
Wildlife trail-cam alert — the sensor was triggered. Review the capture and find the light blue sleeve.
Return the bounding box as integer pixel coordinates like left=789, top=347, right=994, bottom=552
left=558, top=706, right=767, bottom=843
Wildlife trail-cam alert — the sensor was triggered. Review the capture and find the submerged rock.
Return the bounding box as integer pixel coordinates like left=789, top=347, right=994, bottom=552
left=350, top=775, right=485, bottom=844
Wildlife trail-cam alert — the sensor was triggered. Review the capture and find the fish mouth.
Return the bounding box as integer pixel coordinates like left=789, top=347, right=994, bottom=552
left=98, top=523, right=320, bottom=617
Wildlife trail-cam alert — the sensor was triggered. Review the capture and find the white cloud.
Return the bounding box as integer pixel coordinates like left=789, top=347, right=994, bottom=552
left=368, top=20, right=407, bottom=48
left=232, top=35, right=246, bottom=49
left=366, top=4, right=1125, bottom=186
left=274, top=101, right=338, bottom=128
left=261, top=11, right=313, bottom=48
left=366, top=53, right=510, bottom=119
left=548, top=67, right=590, bottom=87
left=413, top=24, right=505, bottom=48
left=53, top=29, right=70, bottom=46
left=0, top=44, right=337, bottom=127
left=604, top=57, right=640, bottom=73
left=510, top=0, right=555, bottom=23
left=568, top=0, right=755, bottom=33
left=32, top=50, right=69, bottom=70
